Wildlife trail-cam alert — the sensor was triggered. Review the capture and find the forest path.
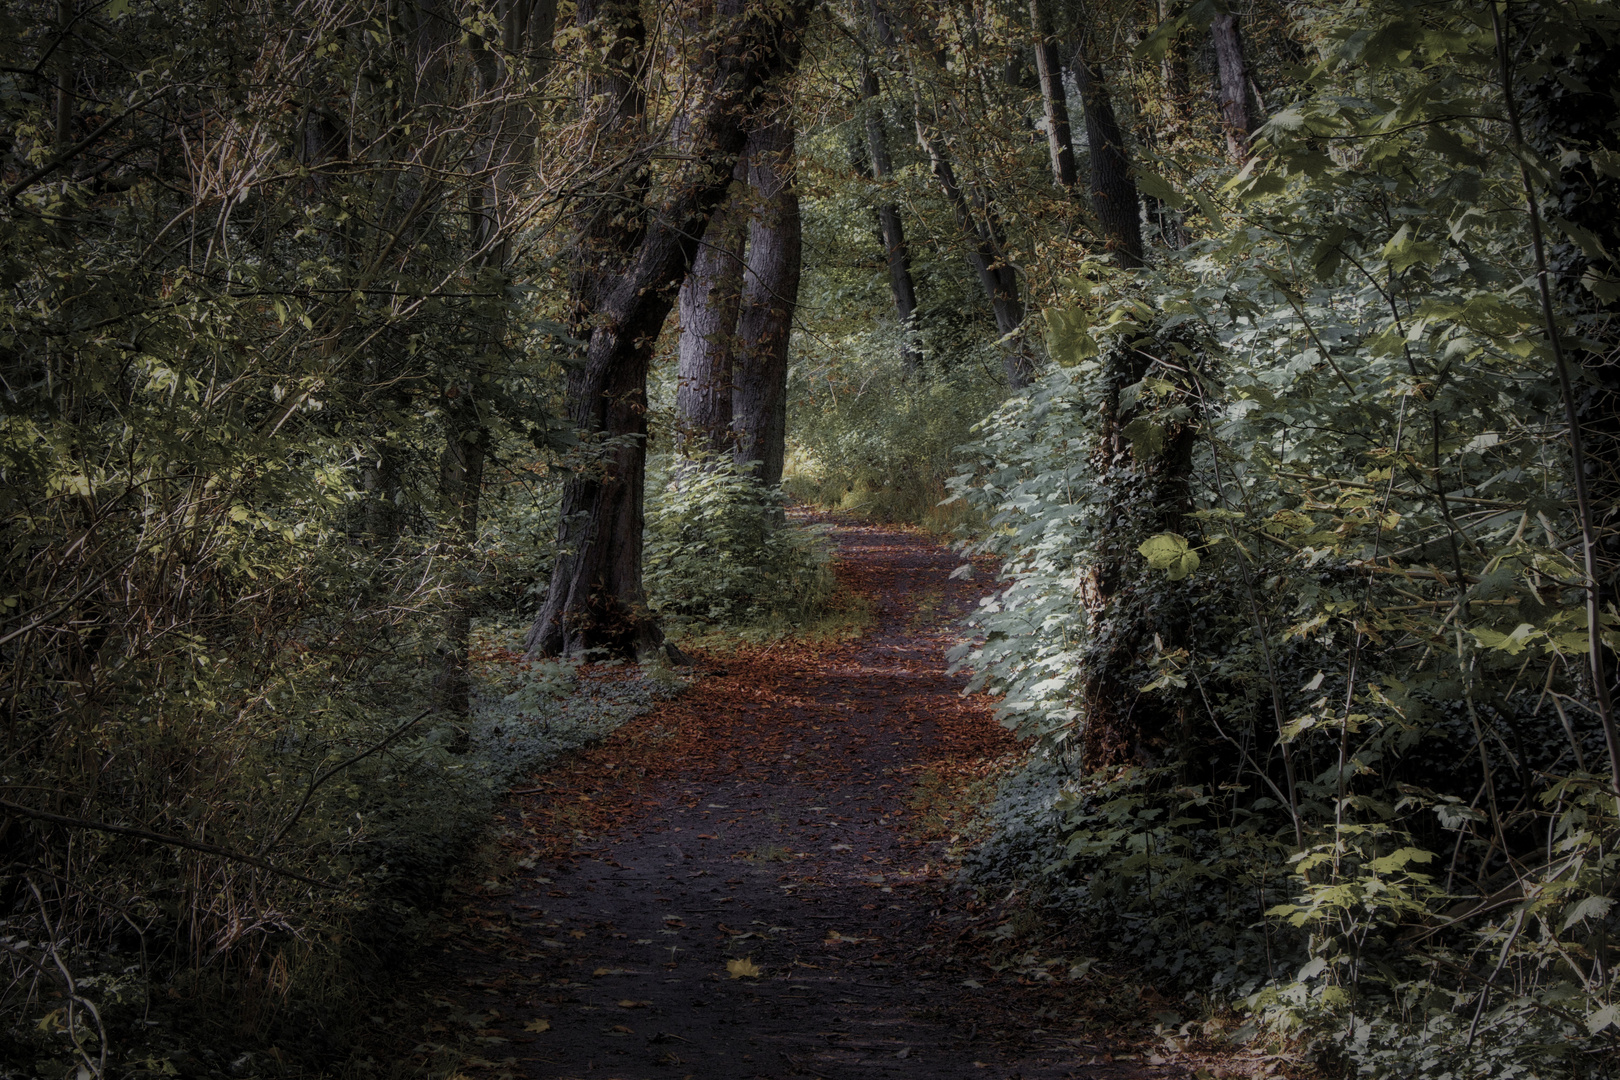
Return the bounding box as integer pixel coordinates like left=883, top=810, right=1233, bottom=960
left=429, top=522, right=1181, bottom=1080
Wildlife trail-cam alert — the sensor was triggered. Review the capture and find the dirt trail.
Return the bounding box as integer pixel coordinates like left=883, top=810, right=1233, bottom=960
left=428, top=523, right=1178, bottom=1080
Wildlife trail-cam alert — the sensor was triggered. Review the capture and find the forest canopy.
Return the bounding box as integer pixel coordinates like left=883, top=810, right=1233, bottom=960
left=4, top=0, right=1620, bottom=1076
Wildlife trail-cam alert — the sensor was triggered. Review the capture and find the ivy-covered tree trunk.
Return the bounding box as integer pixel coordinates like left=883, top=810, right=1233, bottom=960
left=858, top=59, right=922, bottom=372
left=524, top=0, right=808, bottom=660
left=436, top=387, right=487, bottom=720
left=676, top=167, right=748, bottom=456
left=1079, top=332, right=1200, bottom=769
left=1522, top=27, right=1620, bottom=698
left=731, top=115, right=801, bottom=487
left=1070, top=38, right=1144, bottom=269
left=437, top=0, right=557, bottom=718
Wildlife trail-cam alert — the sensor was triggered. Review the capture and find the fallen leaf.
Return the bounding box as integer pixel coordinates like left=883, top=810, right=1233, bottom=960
left=523, top=1018, right=550, bottom=1033
left=726, top=958, right=762, bottom=979
left=569, top=929, right=586, bottom=939
left=618, top=999, right=650, bottom=1008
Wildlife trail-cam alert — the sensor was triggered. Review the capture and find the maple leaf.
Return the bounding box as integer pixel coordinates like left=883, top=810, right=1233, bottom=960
left=726, top=957, right=762, bottom=979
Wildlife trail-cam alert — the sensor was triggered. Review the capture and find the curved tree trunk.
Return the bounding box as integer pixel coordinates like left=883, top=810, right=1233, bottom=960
left=524, top=0, right=809, bottom=660
left=1071, top=38, right=1144, bottom=269
left=732, top=114, right=801, bottom=488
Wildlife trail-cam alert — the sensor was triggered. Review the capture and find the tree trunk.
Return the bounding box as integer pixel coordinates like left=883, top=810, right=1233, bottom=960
left=732, top=114, right=801, bottom=487
left=524, top=0, right=808, bottom=660
left=676, top=166, right=748, bottom=455
left=1070, top=38, right=1144, bottom=269
left=1210, top=11, right=1258, bottom=162
left=877, top=0, right=1033, bottom=387
left=859, top=60, right=922, bottom=372
left=1029, top=0, right=1077, bottom=189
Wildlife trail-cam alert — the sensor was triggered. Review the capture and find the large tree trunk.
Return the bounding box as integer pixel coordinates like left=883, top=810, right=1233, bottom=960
left=877, top=0, right=1033, bottom=388
left=524, top=0, right=808, bottom=660
left=859, top=60, right=922, bottom=372
left=1071, top=38, right=1145, bottom=269
left=676, top=166, right=748, bottom=455
left=1210, top=11, right=1258, bottom=162
left=732, top=114, right=801, bottom=487
left=1029, top=0, right=1077, bottom=189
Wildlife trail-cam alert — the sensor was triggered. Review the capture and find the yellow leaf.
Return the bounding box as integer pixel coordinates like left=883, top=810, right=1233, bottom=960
left=523, top=1018, right=550, bottom=1033
left=726, top=957, right=762, bottom=979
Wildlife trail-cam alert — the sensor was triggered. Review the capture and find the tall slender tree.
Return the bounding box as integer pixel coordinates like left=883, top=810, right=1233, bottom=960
left=438, top=0, right=560, bottom=716
left=858, top=57, right=923, bottom=371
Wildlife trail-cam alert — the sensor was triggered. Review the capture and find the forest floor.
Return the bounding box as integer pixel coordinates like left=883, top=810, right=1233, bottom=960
left=402, top=521, right=1263, bottom=1080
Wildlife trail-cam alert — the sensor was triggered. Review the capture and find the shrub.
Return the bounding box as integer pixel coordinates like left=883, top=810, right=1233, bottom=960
left=644, top=453, right=836, bottom=630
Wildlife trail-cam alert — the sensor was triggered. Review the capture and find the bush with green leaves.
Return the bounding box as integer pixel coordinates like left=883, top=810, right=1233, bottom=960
left=644, top=453, right=835, bottom=630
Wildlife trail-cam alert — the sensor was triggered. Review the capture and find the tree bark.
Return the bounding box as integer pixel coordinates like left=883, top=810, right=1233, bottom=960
left=1210, top=11, right=1258, bottom=162
left=732, top=114, right=801, bottom=487
left=676, top=165, right=748, bottom=455
left=524, top=0, right=808, bottom=660
left=1029, top=0, right=1077, bottom=189
left=1070, top=38, right=1145, bottom=269
left=859, top=60, right=922, bottom=372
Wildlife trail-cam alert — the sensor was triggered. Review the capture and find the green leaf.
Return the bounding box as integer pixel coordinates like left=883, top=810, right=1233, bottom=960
left=1120, top=418, right=1166, bottom=459
left=1562, top=895, right=1612, bottom=931
left=1133, top=167, right=1187, bottom=210
left=1138, top=533, right=1200, bottom=581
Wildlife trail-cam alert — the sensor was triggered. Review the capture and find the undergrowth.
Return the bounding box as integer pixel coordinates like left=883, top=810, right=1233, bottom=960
left=1, top=628, right=678, bottom=1080
left=645, top=452, right=843, bottom=640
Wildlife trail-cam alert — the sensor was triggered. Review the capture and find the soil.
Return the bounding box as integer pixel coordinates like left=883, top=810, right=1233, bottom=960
left=417, top=522, right=1203, bottom=1080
